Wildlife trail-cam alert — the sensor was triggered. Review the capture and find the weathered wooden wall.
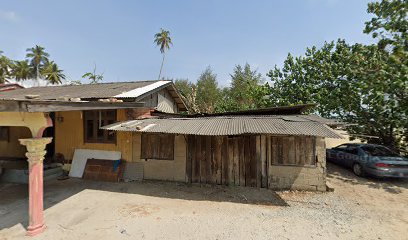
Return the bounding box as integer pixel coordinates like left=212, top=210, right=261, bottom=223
left=186, top=135, right=326, bottom=190
left=186, top=135, right=266, bottom=187
left=54, top=109, right=133, bottom=162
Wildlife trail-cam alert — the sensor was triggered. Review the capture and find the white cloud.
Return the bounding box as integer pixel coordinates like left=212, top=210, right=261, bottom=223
left=0, top=10, right=20, bottom=22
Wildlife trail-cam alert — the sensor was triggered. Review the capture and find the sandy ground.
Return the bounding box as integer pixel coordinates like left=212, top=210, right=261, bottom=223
left=0, top=162, right=407, bottom=240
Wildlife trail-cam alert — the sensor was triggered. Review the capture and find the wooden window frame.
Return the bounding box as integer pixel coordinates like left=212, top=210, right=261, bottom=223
left=83, top=110, right=117, bottom=144
left=0, top=126, right=10, bottom=142
left=141, top=133, right=175, bottom=160
left=270, top=136, right=317, bottom=167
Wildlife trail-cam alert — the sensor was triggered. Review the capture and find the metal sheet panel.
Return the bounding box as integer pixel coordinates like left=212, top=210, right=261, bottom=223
left=101, top=116, right=343, bottom=138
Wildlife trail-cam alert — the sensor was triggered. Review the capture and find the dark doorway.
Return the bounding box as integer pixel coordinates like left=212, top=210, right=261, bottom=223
left=43, top=112, right=55, bottom=159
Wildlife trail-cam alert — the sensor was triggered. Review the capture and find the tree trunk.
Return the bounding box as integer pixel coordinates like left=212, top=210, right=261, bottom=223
left=36, top=65, right=40, bottom=87
left=158, top=53, right=166, bottom=80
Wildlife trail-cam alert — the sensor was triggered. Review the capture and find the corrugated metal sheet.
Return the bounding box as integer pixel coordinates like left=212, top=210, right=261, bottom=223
left=101, top=115, right=343, bottom=138
left=113, top=81, right=170, bottom=98
left=0, top=80, right=170, bottom=100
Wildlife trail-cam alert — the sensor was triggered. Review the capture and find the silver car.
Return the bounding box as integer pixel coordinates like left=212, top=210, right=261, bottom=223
left=326, top=143, right=408, bottom=178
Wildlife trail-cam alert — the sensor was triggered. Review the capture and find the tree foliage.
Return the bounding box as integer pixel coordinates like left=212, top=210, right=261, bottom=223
left=41, top=60, right=66, bottom=84
left=82, top=64, right=103, bottom=84
left=0, top=53, right=12, bottom=84
left=11, top=60, right=33, bottom=81
left=0, top=46, right=65, bottom=85
left=195, top=67, right=222, bottom=113
left=26, top=45, right=50, bottom=81
left=265, top=0, right=408, bottom=150
left=216, top=63, right=268, bottom=112
left=174, top=79, right=199, bottom=113
left=154, top=28, right=173, bottom=80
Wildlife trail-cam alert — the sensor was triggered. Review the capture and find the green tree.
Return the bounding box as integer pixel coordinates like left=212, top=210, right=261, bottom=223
left=216, top=63, right=266, bottom=112
left=365, top=0, right=408, bottom=149
left=0, top=52, right=12, bottom=84
left=25, top=45, right=50, bottom=82
left=174, top=79, right=199, bottom=113
left=82, top=64, right=103, bottom=84
left=11, top=60, right=33, bottom=81
left=264, top=0, right=408, bottom=150
left=267, top=39, right=407, bottom=150
left=154, top=28, right=172, bottom=80
left=196, top=67, right=221, bottom=113
left=364, top=0, right=408, bottom=52
left=41, top=60, right=65, bottom=84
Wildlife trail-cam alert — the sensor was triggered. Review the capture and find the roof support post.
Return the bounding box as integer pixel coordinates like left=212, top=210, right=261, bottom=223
left=19, top=137, right=52, bottom=236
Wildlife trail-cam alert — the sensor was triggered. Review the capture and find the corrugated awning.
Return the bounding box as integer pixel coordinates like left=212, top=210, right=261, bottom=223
left=101, top=115, right=343, bottom=138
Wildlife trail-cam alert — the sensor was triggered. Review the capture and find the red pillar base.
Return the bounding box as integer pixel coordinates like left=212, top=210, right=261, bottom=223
left=27, top=223, right=46, bottom=236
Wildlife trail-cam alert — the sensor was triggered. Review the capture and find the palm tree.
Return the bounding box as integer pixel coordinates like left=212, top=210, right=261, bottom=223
left=0, top=54, right=12, bottom=84
left=41, top=60, right=65, bottom=84
left=82, top=64, right=103, bottom=84
left=25, top=45, right=50, bottom=83
left=154, top=28, right=172, bottom=80
left=11, top=60, right=33, bottom=81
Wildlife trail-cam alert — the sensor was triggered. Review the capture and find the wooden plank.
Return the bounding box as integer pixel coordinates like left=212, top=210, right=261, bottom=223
left=195, top=136, right=201, bottom=183
left=210, top=136, right=217, bottom=183
left=281, top=137, right=289, bottom=165
left=287, top=136, right=295, bottom=165
left=238, top=136, right=245, bottom=186
left=228, top=138, right=234, bottom=185
left=221, top=136, right=228, bottom=185
left=205, top=136, right=212, bottom=184
left=266, top=136, right=271, bottom=188
left=186, top=136, right=192, bottom=183
left=270, top=137, right=275, bottom=165
left=250, top=136, right=257, bottom=187
left=295, top=136, right=301, bottom=165
left=256, top=135, right=262, bottom=188
left=200, top=136, right=207, bottom=184
left=244, top=136, right=251, bottom=186
left=214, top=136, right=222, bottom=184
left=305, top=137, right=314, bottom=165
left=233, top=138, right=240, bottom=185
left=276, top=137, right=283, bottom=165
left=260, top=135, right=267, bottom=188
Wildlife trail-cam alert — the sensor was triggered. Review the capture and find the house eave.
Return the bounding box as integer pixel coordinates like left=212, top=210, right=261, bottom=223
left=0, top=99, right=144, bottom=112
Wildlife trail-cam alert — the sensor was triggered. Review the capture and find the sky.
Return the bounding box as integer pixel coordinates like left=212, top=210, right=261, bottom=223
left=0, top=0, right=375, bottom=86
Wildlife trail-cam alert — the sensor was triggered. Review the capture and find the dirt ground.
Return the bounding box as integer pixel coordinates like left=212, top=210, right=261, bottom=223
left=1, top=162, right=407, bottom=240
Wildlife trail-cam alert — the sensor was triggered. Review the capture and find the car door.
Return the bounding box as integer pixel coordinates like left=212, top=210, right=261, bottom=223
left=342, top=146, right=360, bottom=168
left=328, top=144, right=349, bottom=166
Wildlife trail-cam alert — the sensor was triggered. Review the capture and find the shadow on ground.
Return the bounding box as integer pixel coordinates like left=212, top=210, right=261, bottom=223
left=0, top=178, right=287, bottom=231
left=326, top=162, right=408, bottom=194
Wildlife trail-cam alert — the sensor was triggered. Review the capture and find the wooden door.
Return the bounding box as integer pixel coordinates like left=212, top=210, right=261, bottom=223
left=186, top=135, right=267, bottom=188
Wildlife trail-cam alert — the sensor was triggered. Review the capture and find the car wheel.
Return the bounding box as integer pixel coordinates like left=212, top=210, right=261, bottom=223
left=352, top=163, right=364, bottom=177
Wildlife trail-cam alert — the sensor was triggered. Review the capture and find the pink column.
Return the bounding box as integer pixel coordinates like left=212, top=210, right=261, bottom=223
left=19, top=138, right=52, bottom=236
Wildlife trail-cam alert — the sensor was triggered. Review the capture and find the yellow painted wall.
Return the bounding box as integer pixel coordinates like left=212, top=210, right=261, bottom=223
left=0, top=126, right=32, bottom=158
left=54, top=109, right=133, bottom=162
left=132, top=133, right=187, bottom=182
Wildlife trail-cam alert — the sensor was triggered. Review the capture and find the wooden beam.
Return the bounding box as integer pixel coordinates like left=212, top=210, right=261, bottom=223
left=0, top=100, right=144, bottom=113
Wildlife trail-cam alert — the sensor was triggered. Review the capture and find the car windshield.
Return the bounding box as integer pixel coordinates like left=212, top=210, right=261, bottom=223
left=361, top=146, right=399, bottom=157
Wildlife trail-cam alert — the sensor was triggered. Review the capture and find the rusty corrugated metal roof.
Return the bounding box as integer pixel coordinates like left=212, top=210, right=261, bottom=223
left=0, top=80, right=188, bottom=111
left=101, top=115, right=343, bottom=138
left=0, top=80, right=168, bottom=100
